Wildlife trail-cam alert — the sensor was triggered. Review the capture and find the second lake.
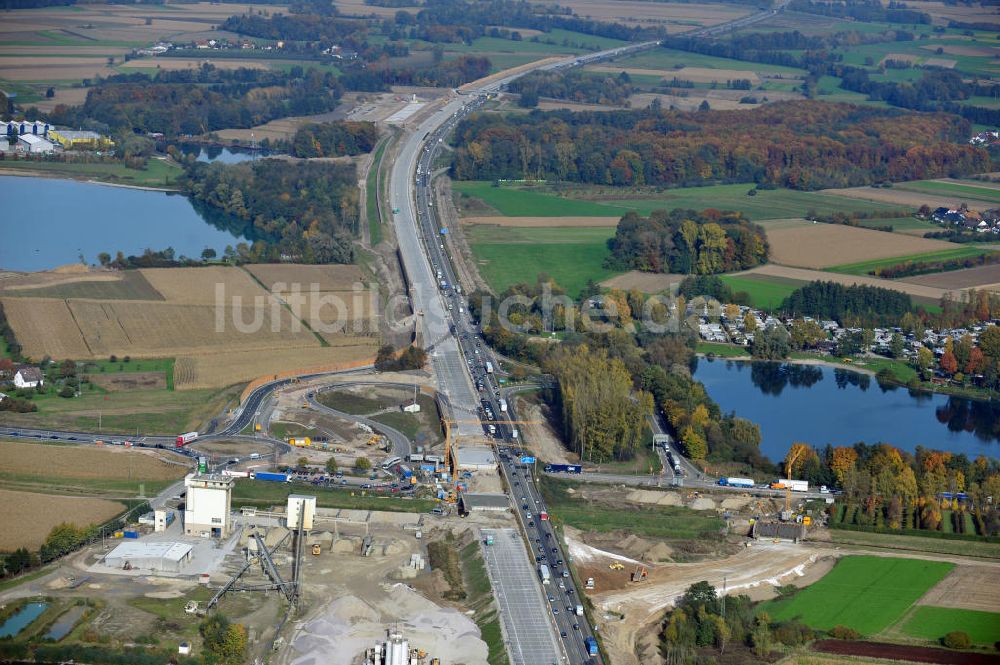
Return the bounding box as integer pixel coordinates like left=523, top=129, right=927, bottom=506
left=694, top=357, right=1000, bottom=461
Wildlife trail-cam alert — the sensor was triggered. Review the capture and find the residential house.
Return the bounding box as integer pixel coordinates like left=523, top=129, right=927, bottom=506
left=13, top=367, right=43, bottom=389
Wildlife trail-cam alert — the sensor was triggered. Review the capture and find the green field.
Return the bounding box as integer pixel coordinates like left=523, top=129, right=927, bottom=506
left=0, top=158, right=182, bottom=188
left=827, top=247, right=996, bottom=276
left=896, top=180, right=1000, bottom=206
left=760, top=556, right=953, bottom=634
left=855, top=216, right=938, bottom=233
left=611, top=47, right=805, bottom=76
left=466, top=225, right=619, bottom=296
left=454, top=181, right=901, bottom=221
left=901, top=606, right=1000, bottom=645
left=719, top=274, right=801, bottom=310
left=540, top=476, right=724, bottom=542
left=697, top=341, right=750, bottom=357
left=232, top=479, right=436, bottom=513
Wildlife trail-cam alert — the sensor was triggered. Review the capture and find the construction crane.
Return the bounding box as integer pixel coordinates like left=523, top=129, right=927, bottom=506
left=782, top=443, right=809, bottom=515
left=440, top=418, right=543, bottom=473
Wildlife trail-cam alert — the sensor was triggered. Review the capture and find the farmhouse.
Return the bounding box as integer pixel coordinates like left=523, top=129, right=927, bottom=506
left=13, top=367, right=43, bottom=389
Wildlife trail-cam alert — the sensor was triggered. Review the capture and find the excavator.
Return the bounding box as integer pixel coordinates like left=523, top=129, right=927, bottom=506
left=608, top=562, right=624, bottom=571
left=630, top=566, right=648, bottom=583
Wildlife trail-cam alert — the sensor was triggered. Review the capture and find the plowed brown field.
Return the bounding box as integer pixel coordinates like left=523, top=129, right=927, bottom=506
left=766, top=224, right=953, bottom=269
left=0, top=489, right=126, bottom=550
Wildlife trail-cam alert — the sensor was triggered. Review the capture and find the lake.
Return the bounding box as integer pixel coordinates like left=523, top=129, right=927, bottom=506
left=694, top=358, right=1000, bottom=461
left=177, top=144, right=265, bottom=164
left=0, top=176, right=251, bottom=272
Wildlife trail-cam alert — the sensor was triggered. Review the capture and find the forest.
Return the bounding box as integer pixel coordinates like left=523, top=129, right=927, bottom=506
left=339, top=55, right=492, bottom=90
left=221, top=13, right=363, bottom=43
left=780, top=281, right=913, bottom=326
left=788, top=0, right=930, bottom=24
left=181, top=159, right=358, bottom=264
left=508, top=70, right=634, bottom=107
left=290, top=121, right=379, bottom=158
left=449, top=102, right=988, bottom=190
left=606, top=208, right=769, bottom=275
left=48, top=67, right=341, bottom=136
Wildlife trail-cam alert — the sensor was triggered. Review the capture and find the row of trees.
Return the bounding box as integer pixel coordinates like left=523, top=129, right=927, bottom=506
left=374, top=344, right=428, bottom=372
left=606, top=208, right=769, bottom=275
left=509, top=70, right=634, bottom=107
left=221, top=12, right=362, bottom=42
left=785, top=440, right=1000, bottom=537
left=450, top=102, right=988, bottom=190
left=290, top=121, right=379, bottom=158
left=182, top=158, right=359, bottom=264
left=867, top=251, right=1000, bottom=279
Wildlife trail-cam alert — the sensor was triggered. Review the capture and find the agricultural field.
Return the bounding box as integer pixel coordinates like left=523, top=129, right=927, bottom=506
left=900, top=263, right=1000, bottom=291
left=718, top=274, right=803, bottom=309
left=901, top=607, right=1000, bottom=646
left=760, top=556, right=953, bottom=635
left=0, top=488, right=126, bottom=551
left=767, top=225, right=957, bottom=270
left=465, top=224, right=619, bottom=296
left=0, top=439, right=186, bottom=496
left=1, top=265, right=378, bottom=389
left=826, top=246, right=995, bottom=276
left=453, top=181, right=904, bottom=222
left=546, top=0, right=752, bottom=31
left=599, top=270, right=683, bottom=294
left=894, top=179, right=1000, bottom=207
left=740, top=265, right=952, bottom=304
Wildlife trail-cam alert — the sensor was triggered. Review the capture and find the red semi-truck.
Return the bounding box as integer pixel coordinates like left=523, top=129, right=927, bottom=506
left=175, top=431, right=199, bottom=447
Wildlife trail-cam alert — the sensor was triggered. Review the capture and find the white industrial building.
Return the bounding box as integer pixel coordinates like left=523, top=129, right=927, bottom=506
left=18, top=134, right=54, bottom=153
left=104, top=541, right=193, bottom=573
left=453, top=445, right=496, bottom=471
left=183, top=473, right=234, bottom=538
left=287, top=494, right=316, bottom=530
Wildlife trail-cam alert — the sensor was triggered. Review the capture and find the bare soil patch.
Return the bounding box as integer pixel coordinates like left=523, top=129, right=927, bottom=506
left=120, top=57, right=270, bottom=71
left=923, top=57, right=957, bottom=68
left=880, top=53, right=920, bottom=65
left=0, top=489, right=126, bottom=550
left=513, top=397, right=575, bottom=465
left=628, top=91, right=757, bottom=111
left=462, top=215, right=620, bottom=227
left=535, top=99, right=622, bottom=112
left=89, top=371, right=166, bottom=392
left=29, top=86, right=90, bottom=113
left=813, top=639, right=1000, bottom=665
left=593, top=64, right=761, bottom=85
left=920, top=43, right=998, bottom=58
left=188, top=439, right=272, bottom=456
left=552, top=0, right=750, bottom=30
left=900, top=263, right=1000, bottom=290
left=742, top=265, right=951, bottom=301
left=917, top=565, right=1000, bottom=612
left=766, top=224, right=953, bottom=269
left=0, top=440, right=185, bottom=482
left=0, top=297, right=90, bottom=359
left=600, top=271, right=683, bottom=293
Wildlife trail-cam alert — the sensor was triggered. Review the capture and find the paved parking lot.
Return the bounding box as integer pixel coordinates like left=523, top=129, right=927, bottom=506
left=480, top=528, right=563, bottom=665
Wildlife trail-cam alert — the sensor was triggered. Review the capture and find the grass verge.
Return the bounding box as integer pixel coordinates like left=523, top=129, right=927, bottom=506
left=0, top=158, right=183, bottom=188
left=231, top=479, right=436, bottom=513
left=366, top=138, right=388, bottom=245
left=828, top=529, right=1000, bottom=559
left=697, top=341, right=750, bottom=357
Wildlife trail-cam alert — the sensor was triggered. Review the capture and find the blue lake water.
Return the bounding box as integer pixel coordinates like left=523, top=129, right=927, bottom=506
left=694, top=358, right=1000, bottom=461
left=0, top=176, right=251, bottom=271
left=0, top=602, right=47, bottom=638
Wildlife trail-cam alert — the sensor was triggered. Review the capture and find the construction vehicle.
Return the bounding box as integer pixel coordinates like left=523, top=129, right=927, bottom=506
left=585, top=577, right=595, bottom=590
left=254, top=423, right=262, bottom=432
left=630, top=566, right=648, bottom=583
left=608, top=562, right=624, bottom=571
left=311, top=544, right=322, bottom=556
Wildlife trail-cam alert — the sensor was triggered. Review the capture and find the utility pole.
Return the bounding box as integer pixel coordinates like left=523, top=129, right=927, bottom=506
left=722, top=575, right=727, bottom=620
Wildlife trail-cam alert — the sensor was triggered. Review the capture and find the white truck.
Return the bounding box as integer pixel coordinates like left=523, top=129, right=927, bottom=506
left=539, top=564, right=550, bottom=585
left=485, top=361, right=494, bottom=374
left=499, top=398, right=508, bottom=412
left=773, top=479, right=809, bottom=492
left=575, top=604, right=584, bottom=616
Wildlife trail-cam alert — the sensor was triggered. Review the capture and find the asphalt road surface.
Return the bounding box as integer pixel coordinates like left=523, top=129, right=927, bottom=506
left=481, top=528, right=564, bottom=665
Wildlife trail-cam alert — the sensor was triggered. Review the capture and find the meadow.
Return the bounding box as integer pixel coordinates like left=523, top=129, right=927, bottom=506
left=465, top=225, right=619, bottom=296
left=453, top=181, right=903, bottom=222
left=827, top=247, right=996, bottom=276
left=760, top=556, right=953, bottom=635
left=895, top=180, right=1000, bottom=206
left=718, top=274, right=801, bottom=309
left=0, top=159, right=183, bottom=189
left=901, top=606, right=1000, bottom=646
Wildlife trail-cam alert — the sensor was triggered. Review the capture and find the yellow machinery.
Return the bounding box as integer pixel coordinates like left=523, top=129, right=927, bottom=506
left=609, top=562, right=624, bottom=571
left=311, top=544, right=322, bottom=556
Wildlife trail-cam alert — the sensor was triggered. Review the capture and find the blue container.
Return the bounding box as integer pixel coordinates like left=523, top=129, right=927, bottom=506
left=255, top=472, right=289, bottom=483
left=585, top=637, right=598, bottom=656
left=123, top=530, right=139, bottom=539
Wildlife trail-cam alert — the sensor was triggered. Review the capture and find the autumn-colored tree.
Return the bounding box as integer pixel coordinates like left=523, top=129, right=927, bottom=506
left=939, top=350, right=958, bottom=375
left=829, top=446, right=858, bottom=485
left=784, top=442, right=813, bottom=479
left=682, top=426, right=708, bottom=460
left=743, top=311, right=758, bottom=333
left=690, top=404, right=711, bottom=430
left=966, top=347, right=986, bottom=375
left=724, top=303, right=740, bottom=321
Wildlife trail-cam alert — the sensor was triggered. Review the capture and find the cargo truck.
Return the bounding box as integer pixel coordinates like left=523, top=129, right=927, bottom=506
left=499, top=398, right=508, bottom=412
left=772, top=479, right=809, bottom=492
left=544, top=464, right=582, bottom=474
left=575, top=604, right=584, bottom=616
left=254, top=471, right=290, bottom=483
left=175, top=431, right=198, bottom=447
left=539, top=564, right=551, bottom=584
left=717, top=477, right=755, bottom=488
left=585, top=637, right=598, bottom=656
left=485, top=361, right=494, bottom=374
left=289, top=437, right=311, bottom=447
